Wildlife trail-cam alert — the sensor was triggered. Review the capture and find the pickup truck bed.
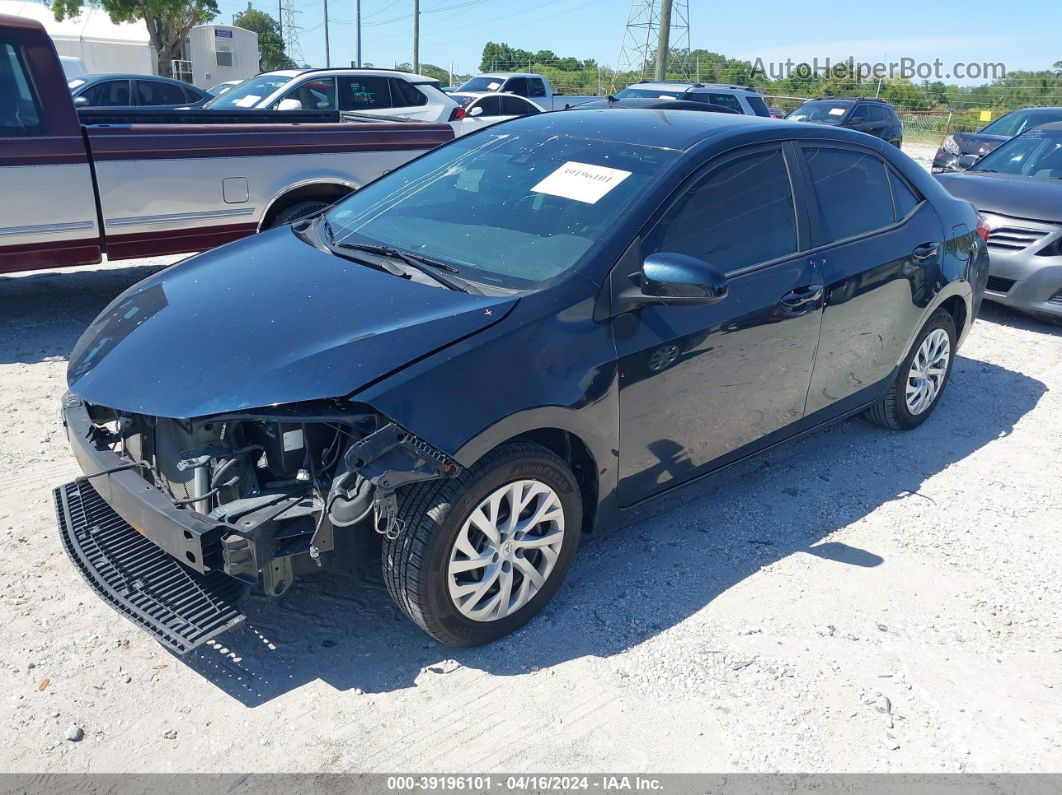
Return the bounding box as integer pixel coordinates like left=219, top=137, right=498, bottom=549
left=0, top=14, right=453, bottom=275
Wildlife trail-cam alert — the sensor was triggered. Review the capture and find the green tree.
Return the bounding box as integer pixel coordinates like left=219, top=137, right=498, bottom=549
left=52, top=0, right=218, bottom=77
left=233, top=6, right=293, bottom=71
left=396, top=61, right=451, bottom=85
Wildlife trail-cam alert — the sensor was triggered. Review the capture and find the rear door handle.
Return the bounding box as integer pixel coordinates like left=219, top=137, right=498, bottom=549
left=912, top=242, right=940, bottom=262
left=780, top=284, right=824, bottom=308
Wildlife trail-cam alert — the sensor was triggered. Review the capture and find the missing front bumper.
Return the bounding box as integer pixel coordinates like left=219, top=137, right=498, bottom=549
left=54, top=479, right=247, bottom=655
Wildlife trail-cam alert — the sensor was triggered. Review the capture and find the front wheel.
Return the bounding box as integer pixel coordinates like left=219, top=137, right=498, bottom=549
left=863, top=308, right=956, bottom=430
left=382, top=441, right=581, bottom=646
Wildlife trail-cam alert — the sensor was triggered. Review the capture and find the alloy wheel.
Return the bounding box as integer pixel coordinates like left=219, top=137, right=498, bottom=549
left=905, top=328, right=951, bottom=415
left=447, top=479, right=565, bottom=622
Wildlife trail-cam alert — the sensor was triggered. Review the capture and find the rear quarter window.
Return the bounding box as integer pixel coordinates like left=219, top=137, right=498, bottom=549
left=745, top=95, right=771, bottom=117
left=389, top=78, right=428, bottom=108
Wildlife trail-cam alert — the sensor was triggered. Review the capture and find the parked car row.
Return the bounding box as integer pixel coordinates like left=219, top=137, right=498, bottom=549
left=932, top=106, right=1062, bottom=172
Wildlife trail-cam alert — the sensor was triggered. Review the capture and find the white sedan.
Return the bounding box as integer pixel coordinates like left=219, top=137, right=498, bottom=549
left=449, top=92, right=546, bottom=136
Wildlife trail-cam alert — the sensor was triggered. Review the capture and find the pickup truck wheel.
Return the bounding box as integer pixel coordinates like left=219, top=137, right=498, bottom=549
left=863, top=308, right=956, bottom=430
left=269, top=200, right=331, bottom=227
left=381, top=441, right=581, bottom=646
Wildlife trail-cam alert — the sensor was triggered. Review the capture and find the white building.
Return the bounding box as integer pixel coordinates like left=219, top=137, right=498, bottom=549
left=183, top=24, right=258, bottom=90
left=0, top=0, right=154, bottom=74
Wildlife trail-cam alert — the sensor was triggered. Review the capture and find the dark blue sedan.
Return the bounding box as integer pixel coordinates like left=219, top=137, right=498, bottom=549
left=68, top=73, right=211, bottom=108
left=57, top=109, right=989, bottom=650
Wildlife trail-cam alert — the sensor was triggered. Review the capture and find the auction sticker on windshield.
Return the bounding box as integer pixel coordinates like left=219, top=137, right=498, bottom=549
left=531, top=161, right=632, bottom=204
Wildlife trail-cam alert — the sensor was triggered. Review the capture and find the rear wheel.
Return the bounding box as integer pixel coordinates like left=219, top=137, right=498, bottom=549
left=382, top=441, right=581, bottom=646
left=863, top=308, right=956, bottom=430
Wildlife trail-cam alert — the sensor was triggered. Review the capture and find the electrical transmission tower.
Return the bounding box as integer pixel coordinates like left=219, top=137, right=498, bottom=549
left=278, top=0, right=304, bottom=66
left=614, top=0, right=691, bottom=85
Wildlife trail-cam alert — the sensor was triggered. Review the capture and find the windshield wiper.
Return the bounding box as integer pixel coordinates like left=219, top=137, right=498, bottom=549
left=320, top=219, right=475, bottom=294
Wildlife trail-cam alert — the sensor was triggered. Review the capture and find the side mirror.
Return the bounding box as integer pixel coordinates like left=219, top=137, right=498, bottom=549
left=619, top=252, right=728, bottom=312
left=276, top=98, right=303, bottom=111
left=73, top=96, right=89, bottom=106
left=468, top=105, right=484, bottom=117
left=848, top=116, right=864, bottom=125
left=957, top=153, right=980, bottom=170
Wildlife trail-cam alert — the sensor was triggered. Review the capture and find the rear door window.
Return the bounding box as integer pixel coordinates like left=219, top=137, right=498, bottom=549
left=135, top=80, right=187, bottom=105
left=337, top=76, right=389, bottom=110
left=500, top=95, right=538, bottom=116
left=0, top=40, right=42, bottom=133
left=705, top=93, right=743, bottom=113
left=644, top=147, right=798, bottom=272
left=803, top=147, right=894, bottom=242
left=527, top=78, right=547, bottom=98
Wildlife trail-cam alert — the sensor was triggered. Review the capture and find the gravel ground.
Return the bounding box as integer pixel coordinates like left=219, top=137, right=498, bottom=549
left=1, top=256, right=1060, bottom=774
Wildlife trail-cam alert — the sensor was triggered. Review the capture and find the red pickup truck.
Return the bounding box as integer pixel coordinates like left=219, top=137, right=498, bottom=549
left=0, top=14, right=453, bottom=274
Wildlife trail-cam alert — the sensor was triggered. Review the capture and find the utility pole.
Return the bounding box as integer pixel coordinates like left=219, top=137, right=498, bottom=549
left=278, top=0, right=283, bottom=40
left=354, top=0, right=361, bottom=66
left=412, top=0, right=419, bottom=74
left=323, top=0, right=330, bottom=67
left=654, top=0, right=672, bottom=81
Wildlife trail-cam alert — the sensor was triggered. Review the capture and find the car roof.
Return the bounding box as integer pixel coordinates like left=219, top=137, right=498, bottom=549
left=578, top=97, right=739, bottom=112
left=477, top=72, right=539, bottom=79
left=76, top=73, right=193, bottom=83
left=507, top=108, right=862, bottom=151
left=261, top=68, right=435, bottom=81
left=629, top=81, right=760, bottom=95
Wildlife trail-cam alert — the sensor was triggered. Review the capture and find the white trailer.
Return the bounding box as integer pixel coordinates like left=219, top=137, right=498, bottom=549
left=0, top=0, right=153, bottom=74
left=185, top=24, right=259, bottom=90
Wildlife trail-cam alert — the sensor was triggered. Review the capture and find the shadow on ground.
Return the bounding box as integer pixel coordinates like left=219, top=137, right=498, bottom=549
left=5, top=264, right=1048, bottom=702
left=184, top=354, right=1046, bottom=706
left=978, top=300, right=1062, bottom=337
left=0, top=263, right=166, bottom=365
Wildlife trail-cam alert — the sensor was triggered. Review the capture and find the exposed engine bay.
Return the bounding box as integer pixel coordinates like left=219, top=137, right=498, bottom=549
left=79, top=400, right=459, bottom=596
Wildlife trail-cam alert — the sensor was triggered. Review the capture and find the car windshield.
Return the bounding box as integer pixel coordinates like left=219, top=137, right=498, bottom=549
left=981, top=109, right=1062, bottom=138
left=203, top=74, right=292, bottom=108
left=323, top=128, right=678, bottom=290
left=456, top=76, right=506, bottom=92
left=787, top=101, right=852, bottom=122
left=971, top=128, right=1062, bottom=180
left=614, top=87, right=683, bottom=99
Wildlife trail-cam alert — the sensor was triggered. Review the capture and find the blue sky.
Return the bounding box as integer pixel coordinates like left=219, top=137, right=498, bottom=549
left=214, top=0, right=1058, bottom=83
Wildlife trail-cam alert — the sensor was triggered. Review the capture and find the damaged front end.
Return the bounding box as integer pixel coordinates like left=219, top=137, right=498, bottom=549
left=55, top=393, right=458, bottom=653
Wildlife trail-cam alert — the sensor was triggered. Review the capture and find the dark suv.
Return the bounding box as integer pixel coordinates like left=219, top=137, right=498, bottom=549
left=788, top=98, right=903, bottom=147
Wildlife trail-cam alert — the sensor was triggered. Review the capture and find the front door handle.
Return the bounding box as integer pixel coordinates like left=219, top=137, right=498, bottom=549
left=780, top=284, right=824, bottom=308
left=912, top=242, right=940, bottom=262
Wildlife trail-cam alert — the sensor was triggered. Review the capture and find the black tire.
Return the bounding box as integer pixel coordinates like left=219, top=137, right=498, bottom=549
left=382, top=440, right=582, bottom=646
left=268, top=199, right=331, bottom=228
left=863, top=308, right=957, bottom=430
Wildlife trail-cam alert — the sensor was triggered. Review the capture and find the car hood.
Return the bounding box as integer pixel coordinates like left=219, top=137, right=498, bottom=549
left=935, top=172, right=1062, bottom=223
left=67, top=227, right=518, bottom=418
left=951, top=131, right=1009, bottom=156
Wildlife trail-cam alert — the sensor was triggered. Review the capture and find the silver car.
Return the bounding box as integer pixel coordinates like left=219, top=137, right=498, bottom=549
left=936, top=123, right=1062, bottom=321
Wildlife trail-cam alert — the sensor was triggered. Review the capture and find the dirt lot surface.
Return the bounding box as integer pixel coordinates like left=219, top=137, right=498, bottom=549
left=1, top=256, right=1060, bottom=774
